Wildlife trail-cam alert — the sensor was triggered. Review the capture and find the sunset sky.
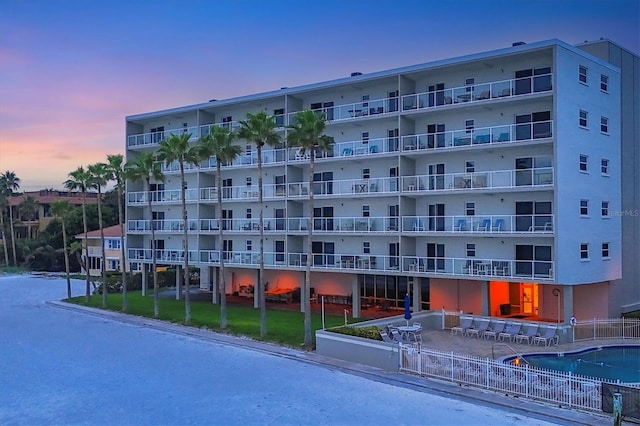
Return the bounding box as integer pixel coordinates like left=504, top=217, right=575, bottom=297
left=1, top=0, right=638, bottom=191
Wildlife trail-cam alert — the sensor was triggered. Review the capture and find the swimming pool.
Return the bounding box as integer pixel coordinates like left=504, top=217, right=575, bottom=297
left=512, top=345, right=640, bottom=383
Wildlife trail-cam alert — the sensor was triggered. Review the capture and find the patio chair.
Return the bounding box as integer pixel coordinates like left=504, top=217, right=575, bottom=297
left=391, top=328, right=412, bottom=344
left=451, top=317, right=473, bottom=336
left=532, top=326, right=559, bottom=346
left=454, top=219, right=467, bottom=231
left=492, top=218, right=505, bottom=232
left=467, top=319, right=490, bottom=338
left=477, top=218, right=491, bottom=231
left=483, top=321, right=506, bottom=340
left=514, top=324, right=539, bottom=344
left=498, top=322, right=522, bottom=342
left=379, top=330, right=396, bottom=344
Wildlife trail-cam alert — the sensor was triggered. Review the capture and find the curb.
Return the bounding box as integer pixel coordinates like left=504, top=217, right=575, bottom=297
left=47, top=301, right=613, bottom=426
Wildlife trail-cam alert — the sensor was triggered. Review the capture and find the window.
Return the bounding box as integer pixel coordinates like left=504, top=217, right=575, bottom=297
left=579, top=110, right=588, bottom=127
left=274, top=108, right=285, bottom=127
left=579, top=65, right=588, bottom=84
left=363, top=241, right=370, bottom=254
left=275, top=240, right=285, bottom=262
left=515, top=111, right=551, bottom=140
left=246, top=240, right=252, bottom=251
left=362, top=168, right=370, bottom=179
left=362, top=205, right=370, bottom=217
left=361, top=131, right=369, bottom=143
left=602, top=242, right=610, bottom=259
left=580, top=199, right=589, bottom=216
left=105, top=239, right=121, bottom=250
left=580, top=243, right=589, bottom=260
left=601, top=116, right=609, bottom=133
left=600, top=74, right=609, bottom=92
left=246, top=176, right=252, bottom=186
left=465, top=202, right=475, bottom=216
left=246, top=208, right=252, bottom=219
left=579, top=154, right=588, bottom=172
left=601, top=201, right=609, bottom=217
left=465, top=119, right=474, bottom=133
left=108, top=259, right=120, bottom=271
left=601, top=159, right=609, bottom=175
left=466, top=243, right=476, bottom=257
left=465, top=161, right=475, bottom=173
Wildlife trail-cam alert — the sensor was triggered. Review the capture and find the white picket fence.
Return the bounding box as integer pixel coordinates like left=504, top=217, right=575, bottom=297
left=573, top=318, right=640, bottom=341
left=399, top=345, right=606, bottom=411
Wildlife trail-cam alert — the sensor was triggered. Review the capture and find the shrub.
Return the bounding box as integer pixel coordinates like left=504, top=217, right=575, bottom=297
left=329, top=325, right=382, bottom=341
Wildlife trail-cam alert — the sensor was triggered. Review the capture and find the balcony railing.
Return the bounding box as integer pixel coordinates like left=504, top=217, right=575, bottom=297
left=401, top=256, right=554, bottom=280
left=401, top=168, right=554, bottom=193
left=127, top=126, right=200, bottom=148
left=287, top=96, right=399, bottom=124
left=401, top=73, right=552, bottom=112
left=402, top=215, right=554, bottom=234
left=127, top=189, right=199, bottom=205
left=128, top=249, right=199, bottom=263
left=401, top=121, right=552, bottom=152
left=127, top=219, right=199, bottom=232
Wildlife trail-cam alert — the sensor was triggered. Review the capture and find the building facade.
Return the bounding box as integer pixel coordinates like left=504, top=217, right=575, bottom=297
left=76, top=224, right=129, bottom=276
left=125, top=39, right=627, bottom=322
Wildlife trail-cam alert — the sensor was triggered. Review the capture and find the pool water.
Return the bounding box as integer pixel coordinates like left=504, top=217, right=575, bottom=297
left=518, top=346, right=640, bottom=383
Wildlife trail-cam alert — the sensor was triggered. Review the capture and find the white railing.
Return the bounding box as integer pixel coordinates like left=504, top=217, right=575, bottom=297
left=127, top=189, right=199, bottom=205
left=401, top=215, right=554, bottom=234
left=399, top=346, right=603, bottom=412
left=401, top=120, right=552, bottom=152
left=401, top=73, right=552, bottom=112
left=127, top=219, right=198, bottom=232
left=401, top=168, right=554, bottom=192
left=573, top=318, right=640, bottom=341
left=401, top=256, right=554, bottom=280
left=127, top=249, right=199, bottom=263
left=287, top=96, right=399, bottom=125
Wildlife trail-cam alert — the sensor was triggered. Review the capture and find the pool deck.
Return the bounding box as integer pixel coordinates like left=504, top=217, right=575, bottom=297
left=417, top=329, right=638, bottom=360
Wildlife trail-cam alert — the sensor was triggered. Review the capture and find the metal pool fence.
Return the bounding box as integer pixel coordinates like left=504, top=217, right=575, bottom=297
left=573, top=318, right=640, bottom=341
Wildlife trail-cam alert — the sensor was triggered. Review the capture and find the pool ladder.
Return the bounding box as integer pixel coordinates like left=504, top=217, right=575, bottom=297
left=492, top=343, right=531, bottom=365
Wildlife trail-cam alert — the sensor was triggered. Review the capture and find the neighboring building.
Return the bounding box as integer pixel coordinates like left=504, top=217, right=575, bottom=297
left=125, top=38, right=633, bottom=322
left=7, top=189, right=99, bottom=239
left=575, top=40, right=640, bottom=316
left=75, top=224, right=129, bottom=276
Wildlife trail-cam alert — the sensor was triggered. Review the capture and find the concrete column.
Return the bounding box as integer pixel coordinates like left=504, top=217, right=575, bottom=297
left=563, top=285, right=574, bottom=324
left=411, top=277, right=422, bottom=314
left=481, top=281, right=489, bottom=316
left=175, top=266, right=182, bottom=300
left=200, top=266, right=210, bottom=291
left=351, top=275, right=360, bottom=318
left=141, top=265, right=148, bottom=297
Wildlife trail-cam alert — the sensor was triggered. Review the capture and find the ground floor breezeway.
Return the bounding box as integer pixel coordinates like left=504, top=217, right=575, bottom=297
left=143, top=265, right=612, bottom=324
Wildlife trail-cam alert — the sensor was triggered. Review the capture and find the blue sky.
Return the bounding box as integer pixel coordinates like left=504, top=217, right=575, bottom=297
left=1, top=0, right=638, bottom=190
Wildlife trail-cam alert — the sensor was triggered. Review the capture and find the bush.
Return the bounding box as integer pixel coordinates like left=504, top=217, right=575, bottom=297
left=329, top=325, right=382, bottom=341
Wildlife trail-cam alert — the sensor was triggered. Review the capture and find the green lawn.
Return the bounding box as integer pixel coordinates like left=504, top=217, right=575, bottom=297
left=69, top=291, right=349, bottom=348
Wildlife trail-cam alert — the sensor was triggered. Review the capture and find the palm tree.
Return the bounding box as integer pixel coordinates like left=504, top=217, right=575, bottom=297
left=286, top=110, right=334, bottom=347
left=197, top=126, right=242, bottom=329
left=51, top=200, right=72, bottom=299
left=0, top=191, right=9, bottom=266
left=88, top=162, right=111, bottom=308
left=126, top=152, right=164, bottom=316
left=237, top=112, right=281, bottom=337
left=107, top=154, right=128, bottom=311
left=156, top=132, right=200, bottom=323
left=65, top=166, right=93, bottom=302
left=18, top=195, right=39, bottom=239
left=0, top=171, right=20, bottom=266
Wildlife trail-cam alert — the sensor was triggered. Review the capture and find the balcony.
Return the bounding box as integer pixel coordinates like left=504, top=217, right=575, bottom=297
left=401, top=215, right=554, bottom=234
left=401, top=168, right=554, bottom=194
left=128, top=249, right=199, bottom=263
left=127, top=219, right=198, bottom=233
left=401, top=121, right=552, bottom=152
left=287, top=96, right=399, bottom=125
left=127, top=189, right=199, bottom=205
left=401, top=73, right=552, bottom=112
left=402, top=256, right=554, bottom=281
left=127, top=126, right=200, bottom=148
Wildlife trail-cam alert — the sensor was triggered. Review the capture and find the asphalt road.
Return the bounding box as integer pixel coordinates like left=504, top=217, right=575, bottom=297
left=0, top=274, right=565, bottom=425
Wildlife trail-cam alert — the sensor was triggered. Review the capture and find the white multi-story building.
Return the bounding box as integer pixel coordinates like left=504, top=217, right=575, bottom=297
left=125, top=39, right=630, bottom=323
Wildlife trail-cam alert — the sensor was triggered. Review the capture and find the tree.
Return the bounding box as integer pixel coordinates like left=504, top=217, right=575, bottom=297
left=156, top=132, right=200, bottom=323
left=51, top=200, right=72, bottom=299
left=107, top=154, right=128, bottom=311
left=88, top=162, right=111, bottom=308
left=19, top=194, right=39, bottom=239
left=0, top=171, right=20, bottom=266
left=286, top=110, right=334, bottom=347
left=197, top=125, right=242, bottom=329
left=126, top=152, right=164, bottom=316
left=65, top=166, right=93, bottom=302
left=237, top=112, right=281, bottom=337
left=0, top=191, right=9, bottom=266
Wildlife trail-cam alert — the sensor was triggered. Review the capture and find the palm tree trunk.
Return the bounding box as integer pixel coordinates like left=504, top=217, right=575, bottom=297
left=257, top=144, right=266, bottom=337
left=148, top=178, right=159, bottom=317
left=8, top=203, right=17, bottom=266
left=98, top=189, right=107, bottom=309
left=0, top=212, right=9, bottom=266
left=82, top=193, right=90, bottom=302
left=180, top=164, right=191, bottom=323
left=62, top=219, right=71, bottom=299
left=304, top=151, right=314, bottom=346
left=217, top=160, right=227, bottom=329
left=118, top=185, right=127, bottom=311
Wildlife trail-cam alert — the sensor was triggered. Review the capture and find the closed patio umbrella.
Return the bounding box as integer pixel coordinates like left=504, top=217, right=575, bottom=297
left=404, top=293, right=412, bottom=326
